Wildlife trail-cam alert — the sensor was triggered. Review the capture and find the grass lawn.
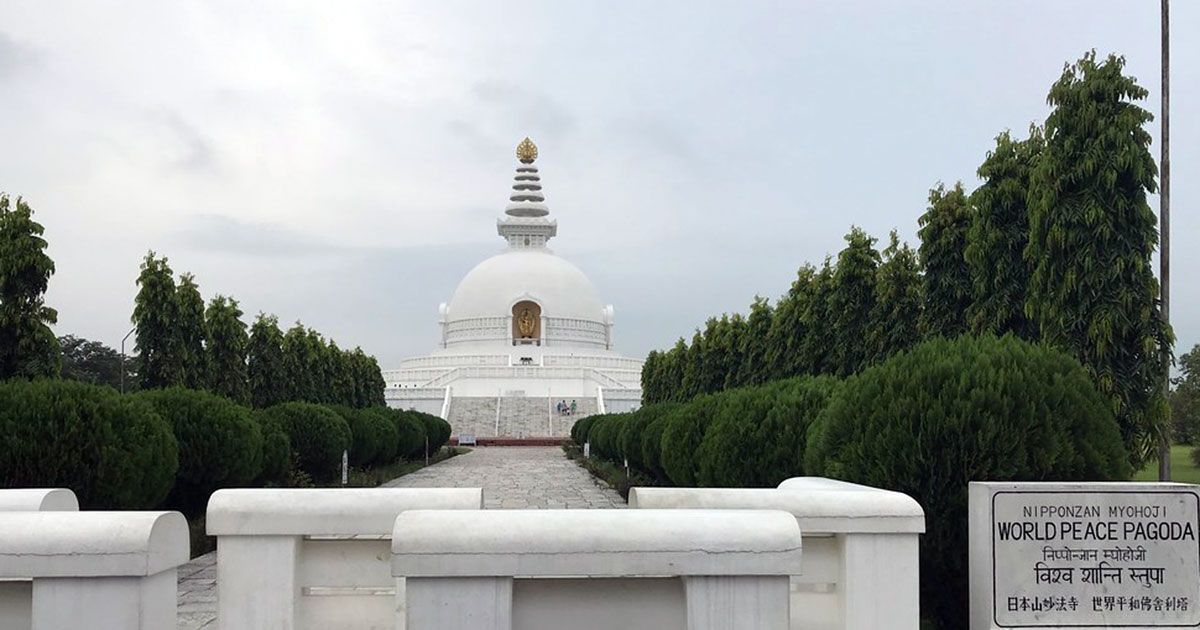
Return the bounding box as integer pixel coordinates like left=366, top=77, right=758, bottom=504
left=1134, top=444, right=1200, bottom=483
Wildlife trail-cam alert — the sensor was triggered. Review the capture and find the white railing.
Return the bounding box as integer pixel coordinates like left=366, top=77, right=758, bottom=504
left=207, top=488, right=483, bottom=630
left=628, top=477, right=925, bottom=630
left=420, top=365, right=631, bottom=389
left=385, top=387, right=449, bottom=400
left=0, top=509, right=188, bottom=630
left=0, top=489, right=80, bottom=630
left=392, top=509, right=801, bottom=630
left=394, top=354, right=510, bottom=370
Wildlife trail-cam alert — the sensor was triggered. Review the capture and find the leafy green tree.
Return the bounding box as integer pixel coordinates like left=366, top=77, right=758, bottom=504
left=176, top=273, right=206, bottom=389
left=679, top=330, right=705, bottom=400
left=641, top=350, right=663, bottom=404
left=966, top=127, right=1043, bottom=338
left=326, top=341, right=355, bottom=407
left=662, top=338, right=688, bottom=402
left=282, top=323, right=319, bottom=403
left=204, top=295, right=250, bottom=405
left=829, top=227, right=880, bottom=376
left=798, top=258, right=836, bottom=376
left=248, top=314, right=287, bottom=408
left=918, top=182, right=974, bottom=339
left=870, top=231, right=922, bottom=362
left=306, top=329, right=331, bottom=403
left=764, top=265, right=815, bottom=379
left=721, top=313, right=747, bottom=390
left=1026, top=51, right=1171, bottom=466
left=59, top=335, right=131, bottom=390
left=133, top=252, right=182, bottom=389
left=0, top=194, right=60, bottom=379
left=349, top=348, right=385, bottom=408
left=1172, top=345, right=1200, bottom=445
left=736, top=297, right=773, bottom=386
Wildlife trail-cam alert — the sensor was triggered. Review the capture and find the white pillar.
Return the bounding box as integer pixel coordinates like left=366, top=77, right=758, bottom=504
left=0, top=511, right=188, bottom=630
left=405, top=577, right=512, bottom=630
left=840, top=533, right=920, bottom=630
left=684, top=576, right=789, bottom=630
left=218, top=535, right=300, bottom=630
left=0, top=488, right=80, bottom=630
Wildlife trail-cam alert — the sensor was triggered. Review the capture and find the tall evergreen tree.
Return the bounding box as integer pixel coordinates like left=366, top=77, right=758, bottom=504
left=1026, top=51, right=1171, bottom=466
left=133, top=251, right=182, bottom=389
left=829, top=227, right=880, bottom=376
left=0, top=194, right=60, bottom=379
left=307, top=328, right=331, bottom=403
left=327, top=341, right=355, bottom=406
left=176, top=273, right=206, bottom=389
left=641, top=350, right=663, bottom=404
left=736, top=296, right=773, bottom=386
left=282, top=322, right=318, bottom=402
left=918, top=182, right=974, bottom=339
left=870, top=231, right=922, bottom=362
left=721, top=313, right=747, bottom=390
left=798, top=258, right=836, bottom=376
left=966, top=127, right=1043, bottom=338
left=204, top=295, right=249, bottom=404
left=248, top=313, right=287, bottom=408
left=764, top=265, right=815, bottom=379
left=680, top=331, right=705, bottom=400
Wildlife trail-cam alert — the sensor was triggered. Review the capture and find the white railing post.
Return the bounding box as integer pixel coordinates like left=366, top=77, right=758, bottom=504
left=392, top=509, right=801, bottom=630
left=0, top=511, right=188, bottom=630
left=629, top=477, right=925, bottom=630
left=0, top=489, right=81, bottom=630
left=207, top=487, right=483, bottom=630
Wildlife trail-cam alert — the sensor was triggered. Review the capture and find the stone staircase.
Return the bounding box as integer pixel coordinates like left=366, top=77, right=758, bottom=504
left=446, top=397, right=498, bottom=438
left=446, top=396, right=598, bottom=438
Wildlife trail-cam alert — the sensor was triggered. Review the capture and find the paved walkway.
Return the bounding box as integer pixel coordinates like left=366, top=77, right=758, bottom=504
left=176, top=446, right=622, bottom=629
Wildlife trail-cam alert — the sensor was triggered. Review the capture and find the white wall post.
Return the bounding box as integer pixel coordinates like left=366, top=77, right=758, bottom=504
left=0, top=511, right=188, bottom=630
left=684, top=576, right=789, bottom=630
left=0, top=488, right=81, bottom=630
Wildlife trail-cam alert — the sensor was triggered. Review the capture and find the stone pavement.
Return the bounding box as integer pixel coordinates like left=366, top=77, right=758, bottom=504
left=175, top=445, right=622, bottom=629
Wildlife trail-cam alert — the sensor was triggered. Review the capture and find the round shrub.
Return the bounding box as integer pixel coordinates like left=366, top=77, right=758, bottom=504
left=572, top=414, right=600, bottom=445
left=360, top=407, right=399, bottom=465
left=412, top=412, right=451, bottom=453
left=135, top=388, right=263, bottom=515
left=0, top=379, right=178, bottom=509
left=253, top=411, right=292, bottom=485
left=640, top=409, right=675, bottom=483
left=587, top=414, right=626, bottom=461
left=622, top=403, right=677, bottom=474
left=659, top=393, right=725, bottom=486
left=258, top=402, right=351, bottom=481
left=327, top=405, right=384, bottom=468
left=695, top=376, right=839, bottom=488
left=805, top=334, right=1130, bottom=630
left=390, top=410, right=427, bottom=459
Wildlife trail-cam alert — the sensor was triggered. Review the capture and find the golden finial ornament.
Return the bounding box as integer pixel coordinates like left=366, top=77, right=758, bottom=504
left=516, top=137, right=538, bottom=163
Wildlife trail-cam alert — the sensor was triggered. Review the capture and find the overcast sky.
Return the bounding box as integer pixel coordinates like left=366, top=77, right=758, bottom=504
left=1, top=1, right=1196, bottom=368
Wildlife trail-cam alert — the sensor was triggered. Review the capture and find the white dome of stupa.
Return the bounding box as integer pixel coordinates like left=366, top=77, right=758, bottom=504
left=446, top=249, right=605, bottom=321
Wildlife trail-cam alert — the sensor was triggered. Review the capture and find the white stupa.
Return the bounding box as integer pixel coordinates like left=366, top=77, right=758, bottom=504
left=384, top=138, right=643, bottom=438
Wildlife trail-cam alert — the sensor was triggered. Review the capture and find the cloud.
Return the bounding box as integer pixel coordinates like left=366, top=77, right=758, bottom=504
left=174, top=214, right=346, bottom=258
left=0, top=30, right=38, bottom=78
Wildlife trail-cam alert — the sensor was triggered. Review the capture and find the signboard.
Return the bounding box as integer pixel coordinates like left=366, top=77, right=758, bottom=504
left=970, top=482, right=1200, bottom=629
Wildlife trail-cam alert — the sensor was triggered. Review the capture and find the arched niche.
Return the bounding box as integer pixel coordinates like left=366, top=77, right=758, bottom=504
left=512, top=300, right=542, bottom=343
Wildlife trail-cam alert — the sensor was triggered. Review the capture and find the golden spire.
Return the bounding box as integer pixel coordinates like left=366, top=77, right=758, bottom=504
left=516, top=137, right=538, bottom=164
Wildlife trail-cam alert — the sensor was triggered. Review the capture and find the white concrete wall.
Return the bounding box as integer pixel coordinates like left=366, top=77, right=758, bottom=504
left=207, top=487, right=483, bottom=630
left=0, top=488, right=80, bottom=630
left=0, top=510, right=188, bottom=630
left=629, top=478, right=925, bottom=630
left=393, top=509, right=801, bottom=630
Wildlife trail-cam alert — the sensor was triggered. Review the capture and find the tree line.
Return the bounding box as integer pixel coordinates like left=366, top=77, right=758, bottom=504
left=133, top=251, right=385, bottom=408
left=0, top=194, right=386, bottom=409
left=641, top=51, right=1171, bottom=467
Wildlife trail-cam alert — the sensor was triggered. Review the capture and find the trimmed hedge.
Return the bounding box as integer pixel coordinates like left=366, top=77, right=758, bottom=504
left=805, top=334, right=1130, bottom=630
left=0, top=379, right=178, bottom=509
left=359, top=407, right=399, bottom=465
left=135, top=388, right=264, bottom=515
left=621, top=403, right=677, bottom=472
left=254, top=412, right=292, bottom=485
left=412, top=411, right=451, bottom=453
left=659, top=393, right=723, bottom=486
left=390, top=409, right=427, bottom=460
left=571, top=414, right=600, bottom=445
left=258, top=402, right=352, bottom=481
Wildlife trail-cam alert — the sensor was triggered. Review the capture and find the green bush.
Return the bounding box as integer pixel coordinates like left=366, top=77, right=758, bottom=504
left=695, top=376, right=839, bottom=487
left=258, top=402, right=351, bottom=481
left=587, top=414, right=628, bottom=461
left=253, top=411, right=291, bottom=485
left=805, top=334, right=1130, bottom=630
left=659, top=393, right=725, bottom=486
left=412, top=411, right=451, bottom=453
left=390, top=409, right=427, bottom=460
left=360, top=407, right=399, bottom=465
left=572, top=414, right=600, bottom=445
left=640, top=409, right=675, bottom=483
left=0, top=379, right=178, bottom=508
left=622, top=403, right=677, bottom=474
left=135, top=388, right=263, bottom=515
